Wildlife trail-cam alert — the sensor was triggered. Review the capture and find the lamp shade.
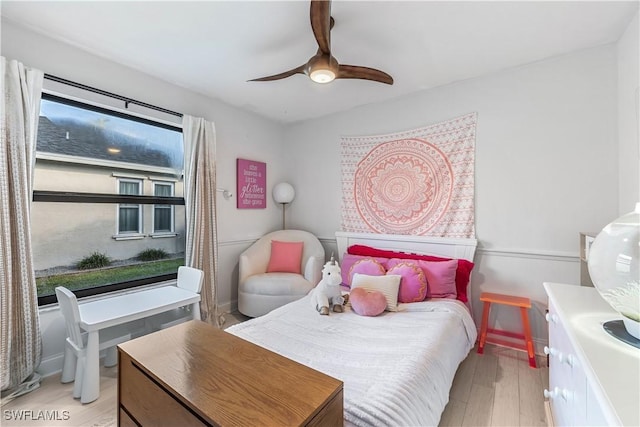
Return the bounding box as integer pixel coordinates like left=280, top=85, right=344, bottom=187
left=588, top=202, right=640, bottom=339
left=273, top=182, right=295, bottom=204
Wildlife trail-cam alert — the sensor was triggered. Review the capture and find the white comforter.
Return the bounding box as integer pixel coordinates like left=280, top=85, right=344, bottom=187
left=226, top=295, right=477, bottom=427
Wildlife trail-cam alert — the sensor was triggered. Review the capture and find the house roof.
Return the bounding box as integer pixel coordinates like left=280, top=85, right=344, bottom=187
left=37, top=116, right=174, bottom=169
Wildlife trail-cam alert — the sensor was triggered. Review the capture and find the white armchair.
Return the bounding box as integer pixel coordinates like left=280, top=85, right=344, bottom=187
left=238, top=229, right=325, bottom=317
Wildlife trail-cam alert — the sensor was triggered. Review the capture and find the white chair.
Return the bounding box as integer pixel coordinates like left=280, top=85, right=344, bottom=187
left=148, top=266, right=204, bottom=330
left=55, top=286, right=131, bottom=400
left=238, top=229, right=325, bottom=317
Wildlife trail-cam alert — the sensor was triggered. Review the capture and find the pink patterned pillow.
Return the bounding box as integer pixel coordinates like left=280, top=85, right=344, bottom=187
left=348, top=258, right=386, bottom=287
left=350, top=287, right=387, bottom=316
left=340, top=254, right=388, bottom=286
left=386, top=260, right=428, bottom=303
left=347, top=245, right=474, bottom=303
left=266, top=240, right=303, bottom=274
left=416, top=259, right=458, bottom=299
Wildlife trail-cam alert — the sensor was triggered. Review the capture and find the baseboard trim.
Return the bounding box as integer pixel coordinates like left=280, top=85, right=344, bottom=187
left=37, top=354, right=64, bottom=379
left=37, top=348, right=132, bottom=379
left=218, top=300, right=233, bottom=316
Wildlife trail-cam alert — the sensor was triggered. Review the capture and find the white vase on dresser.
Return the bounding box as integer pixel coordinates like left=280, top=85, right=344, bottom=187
left=543, top=282, right=640, bottom=426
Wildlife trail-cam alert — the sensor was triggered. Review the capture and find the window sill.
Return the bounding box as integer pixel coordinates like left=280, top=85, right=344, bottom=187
left=149, top=233, right=178, bottom=239
left=112, top=234, right=145, bottom=241
left=38, top=280, right=177, bottom=312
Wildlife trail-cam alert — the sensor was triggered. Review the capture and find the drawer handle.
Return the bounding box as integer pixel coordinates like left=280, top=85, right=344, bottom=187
left=564, top=354, right=575, bottom=367
left=545, top=313, right=558, bottom=323
left=543, top=345, right=566, bottom=363
left=544, top=387, right=559, bottom=399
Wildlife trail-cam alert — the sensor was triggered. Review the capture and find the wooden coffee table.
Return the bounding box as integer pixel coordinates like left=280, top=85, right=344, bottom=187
left=117, top=320, right=343, bottom=426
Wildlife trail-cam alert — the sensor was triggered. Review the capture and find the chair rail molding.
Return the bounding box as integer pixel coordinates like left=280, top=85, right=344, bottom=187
left=477, top=247, right=578, bottom=262
left=318, top=236, right=579, bottom=263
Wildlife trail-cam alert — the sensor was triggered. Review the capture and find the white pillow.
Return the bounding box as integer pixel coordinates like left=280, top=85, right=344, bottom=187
left=351, top=273, right=401, bottom=312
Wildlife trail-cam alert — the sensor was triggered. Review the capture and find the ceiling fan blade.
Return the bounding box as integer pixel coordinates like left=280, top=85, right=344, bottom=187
left=248, top=65, right=306, bottom=82
left=337, top=65, right=394, bottom=85
left=310, top=0, right=331, bottom=55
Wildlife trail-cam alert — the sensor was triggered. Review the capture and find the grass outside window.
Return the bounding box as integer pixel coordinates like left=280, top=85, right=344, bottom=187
left=37, top=258, right=184, bottom=298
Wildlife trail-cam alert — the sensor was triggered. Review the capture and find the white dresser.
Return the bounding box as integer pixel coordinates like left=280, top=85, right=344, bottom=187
left=543, top=282, right=640, bottom=426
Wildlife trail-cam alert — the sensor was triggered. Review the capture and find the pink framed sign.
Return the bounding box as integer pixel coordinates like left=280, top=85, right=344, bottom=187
left=237, top=158, right=266, bottom=209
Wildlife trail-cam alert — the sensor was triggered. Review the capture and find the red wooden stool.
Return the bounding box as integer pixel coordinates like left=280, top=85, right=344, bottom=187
left=477, top=291, right=537, bottom=368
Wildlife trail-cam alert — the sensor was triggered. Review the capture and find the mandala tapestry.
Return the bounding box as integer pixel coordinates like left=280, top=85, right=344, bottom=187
left=341, top=112, right=476, bottom=238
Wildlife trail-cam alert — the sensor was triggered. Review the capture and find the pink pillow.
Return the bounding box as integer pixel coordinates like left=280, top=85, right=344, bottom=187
left=266, top=240, right=303, bottom=274
left=347, top=244, right=475, bottom=303
left=416, top=259, right=458, bottom=299
left=386, top=260, right=428, bottom=303
left=350, top=287, right=387, bottom=316
left=348, top=258, right=386, bottom=287
left=341, top=254, right=388, bottom=286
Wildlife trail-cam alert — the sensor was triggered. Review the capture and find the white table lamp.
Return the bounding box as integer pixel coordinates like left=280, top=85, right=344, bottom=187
left=273, top=182, right=295, bottom=229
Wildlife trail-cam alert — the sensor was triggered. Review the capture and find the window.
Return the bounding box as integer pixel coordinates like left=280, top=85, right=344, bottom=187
left=33, top=93, right=185, bottom=305
left=153, top=182, right=174, bottom=234
left=118, top=179, right=142, bottom=235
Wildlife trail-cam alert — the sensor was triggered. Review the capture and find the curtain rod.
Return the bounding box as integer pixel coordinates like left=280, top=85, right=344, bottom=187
left=44, top=74, right=183, bottom=118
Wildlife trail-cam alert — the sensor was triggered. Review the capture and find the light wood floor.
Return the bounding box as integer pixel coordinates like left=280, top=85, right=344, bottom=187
left=440, top=345, right=549, bottom=427
left=2, top=313, right=549, bottom=427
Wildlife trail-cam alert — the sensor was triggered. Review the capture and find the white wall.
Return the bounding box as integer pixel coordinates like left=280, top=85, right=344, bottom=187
left=284, top=45, right=620, bottom=351
left=2, top=19, right=289, bottom=375
left=617, top=11, right=640, bottom=215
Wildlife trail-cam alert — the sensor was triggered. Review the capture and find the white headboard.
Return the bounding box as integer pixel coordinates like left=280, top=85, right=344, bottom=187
left=335, top=231, right=477, bottom=262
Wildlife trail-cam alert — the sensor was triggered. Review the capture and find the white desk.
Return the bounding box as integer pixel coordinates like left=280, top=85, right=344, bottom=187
left=77, top=286, right=201, bottom=403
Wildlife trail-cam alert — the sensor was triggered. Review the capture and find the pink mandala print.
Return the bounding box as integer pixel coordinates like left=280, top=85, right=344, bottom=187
left=354, top=139, right=453, bottom=234
left=341, top=112, right=476, bottom=238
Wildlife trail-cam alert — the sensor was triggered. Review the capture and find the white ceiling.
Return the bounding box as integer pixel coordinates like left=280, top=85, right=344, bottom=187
left=2, top=1, right=637, bottom=124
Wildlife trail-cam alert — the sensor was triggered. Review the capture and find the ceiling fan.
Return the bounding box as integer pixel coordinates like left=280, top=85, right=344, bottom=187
left=249, top=0, right=393, bottom=85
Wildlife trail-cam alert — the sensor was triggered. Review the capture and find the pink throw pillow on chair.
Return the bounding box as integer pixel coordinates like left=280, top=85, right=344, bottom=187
left=266, top=240, right=304, bottom=274
left=350, top=287, right=387, bottom=316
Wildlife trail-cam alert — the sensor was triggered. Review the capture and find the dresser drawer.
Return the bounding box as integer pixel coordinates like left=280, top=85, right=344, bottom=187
left=306, top=389, right=343, bottom=427
left=118, top=408, right=137, bottom=427
left=119, top=351, right=208, bottom=426
left=543, top=283, right=639, bottom=427
left=547, top=302, right=576, bottom=427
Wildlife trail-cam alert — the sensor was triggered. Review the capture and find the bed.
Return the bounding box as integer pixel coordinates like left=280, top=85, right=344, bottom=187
left=226, top=231, right=478, bottom=426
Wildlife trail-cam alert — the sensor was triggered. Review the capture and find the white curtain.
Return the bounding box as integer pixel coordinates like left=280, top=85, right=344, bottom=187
left=0, top=57, right=43, bottom=394
left=182, top=115, right=222, bottom=327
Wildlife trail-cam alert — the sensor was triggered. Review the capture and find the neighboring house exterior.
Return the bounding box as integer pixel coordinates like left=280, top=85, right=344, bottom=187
left=32, top=115, right=185, bottom=271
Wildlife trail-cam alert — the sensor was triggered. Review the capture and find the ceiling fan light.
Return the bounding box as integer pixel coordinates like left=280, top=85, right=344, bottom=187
left=309, top=68, right=335, bottom=84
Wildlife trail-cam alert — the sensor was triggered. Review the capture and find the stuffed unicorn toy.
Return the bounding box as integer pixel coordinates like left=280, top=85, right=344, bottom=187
left=312, top=255, right=345, bottom=315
